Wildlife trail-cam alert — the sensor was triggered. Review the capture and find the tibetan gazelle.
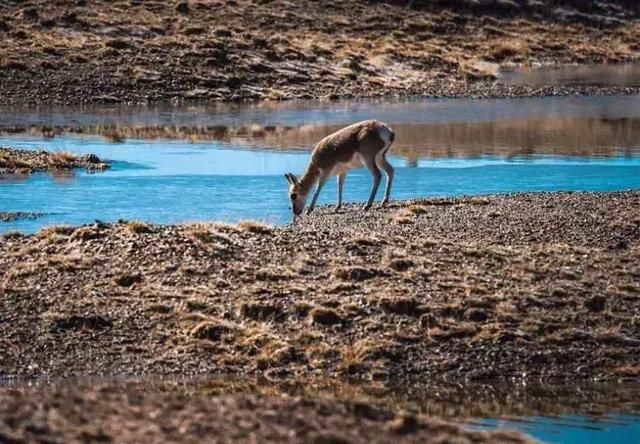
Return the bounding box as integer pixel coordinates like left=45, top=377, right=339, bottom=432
left=284, top=120, right=395, bottom=219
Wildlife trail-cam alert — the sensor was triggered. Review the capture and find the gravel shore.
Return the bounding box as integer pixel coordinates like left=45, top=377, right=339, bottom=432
left=1, top=191, right=638, bottom=382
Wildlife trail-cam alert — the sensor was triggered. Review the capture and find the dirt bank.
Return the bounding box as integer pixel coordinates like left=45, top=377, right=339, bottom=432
left=1, top=191, right=639, bottom=382
left=0, top=0, right=638, bottom=105
left=0, top=147, right=110, bottom=175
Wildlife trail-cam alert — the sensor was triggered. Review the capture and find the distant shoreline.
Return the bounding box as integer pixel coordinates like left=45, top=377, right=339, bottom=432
left=1, top=0, right=638, bottom=106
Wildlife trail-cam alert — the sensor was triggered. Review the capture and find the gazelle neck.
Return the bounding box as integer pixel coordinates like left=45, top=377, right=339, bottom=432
left=299, top=166, right=319, bottom=196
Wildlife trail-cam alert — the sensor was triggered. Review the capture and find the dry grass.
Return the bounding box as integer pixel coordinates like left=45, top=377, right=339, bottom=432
left=184, top=223, right=234, bottom=245
left=6, top=262, right=40, bottom=279
left=190, top=320, right=239, bottom=343
left=3, top=0, right=638, bottom=106
left=48, top=151, right=77, bottom=167
left=37, top=224, right=75, bottom=238
left=1, top=191, right=639, bottom=383
left=339, top=339, right=399, bottom=375
left=47, top=254, right=95, bottom=270
left=237, top=220, right=274, bottom=235
left=484, top=39, right=529, bottom=62
left=405, top=203, right=429, bottom=215
left=0, top=154, right=31, bottom=170
left=125, top=221, right=152, bottom=234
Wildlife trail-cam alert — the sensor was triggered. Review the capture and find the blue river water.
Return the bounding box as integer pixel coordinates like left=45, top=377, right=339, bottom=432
left=470, top=413, right=640, bottom=443
left=1, top=134, right=639, bottom=233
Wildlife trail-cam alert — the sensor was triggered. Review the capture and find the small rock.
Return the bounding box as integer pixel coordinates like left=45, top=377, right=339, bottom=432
left=309, top=307, right=342, bottom=326
left=115, top=273, right=142, bottom=287
left=385, top=415, right=419, bottom=434
left=584, top=295, right=607, bottom=312
left=465, top=308, right=489, bottom=322
left=175, top=1, right=189, bottom=14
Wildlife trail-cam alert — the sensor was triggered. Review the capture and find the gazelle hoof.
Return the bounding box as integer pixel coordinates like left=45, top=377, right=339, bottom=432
left=362, top=204, right=371, bottom=212
left=304, top=207, right=314, bottom=216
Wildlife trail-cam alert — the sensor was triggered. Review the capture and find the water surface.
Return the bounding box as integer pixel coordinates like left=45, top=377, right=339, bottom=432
left=500, top=64, right=640, bottom=88
left=1, top=95, right=640, bottom=233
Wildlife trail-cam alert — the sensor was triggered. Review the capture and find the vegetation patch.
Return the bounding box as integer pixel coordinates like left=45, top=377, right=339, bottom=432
left=190, top=321, right=238, bottom=342
left=238, top=301, right=285, bottom=321
left=0, top=147, right=110, bottom=175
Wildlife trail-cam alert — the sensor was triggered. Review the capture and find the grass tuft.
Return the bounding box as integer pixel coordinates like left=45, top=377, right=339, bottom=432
left=237, top=220, right=274, bottom=234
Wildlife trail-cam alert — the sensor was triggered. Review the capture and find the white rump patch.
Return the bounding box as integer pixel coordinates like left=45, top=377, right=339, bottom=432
left=377, top=123, right=393, bottom=147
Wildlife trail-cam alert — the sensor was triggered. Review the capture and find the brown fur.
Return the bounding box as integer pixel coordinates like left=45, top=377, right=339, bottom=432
left=299, top=120, right=386, bottom=193
left=286, top=119, right=394, bottom=216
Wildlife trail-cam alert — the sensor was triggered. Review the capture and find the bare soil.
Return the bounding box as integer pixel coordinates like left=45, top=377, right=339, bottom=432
left=1, top=191, right=639, bottom=382
left=0, top=0, right=639, bottom=105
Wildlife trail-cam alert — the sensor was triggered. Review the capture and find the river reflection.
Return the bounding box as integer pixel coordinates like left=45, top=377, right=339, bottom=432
left=500, top=64, right=640, bottom=87
left=2, top=95, right=640, bottom=159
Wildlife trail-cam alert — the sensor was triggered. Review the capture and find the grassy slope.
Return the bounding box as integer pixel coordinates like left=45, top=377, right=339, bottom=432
left=0, top=0, right=638, bottom=104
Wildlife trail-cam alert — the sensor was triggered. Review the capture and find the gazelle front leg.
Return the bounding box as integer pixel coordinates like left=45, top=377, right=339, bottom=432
left=335, top=173, right=345, bottom=211
left=377, top=154, right=394, bottom=206
left=363, top=158, right=381, bottom=211
left=306, top=172, right=329, bottom=215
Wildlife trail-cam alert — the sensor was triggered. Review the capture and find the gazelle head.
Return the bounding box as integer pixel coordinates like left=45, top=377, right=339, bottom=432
left=284, top=172, right=307, bottom=218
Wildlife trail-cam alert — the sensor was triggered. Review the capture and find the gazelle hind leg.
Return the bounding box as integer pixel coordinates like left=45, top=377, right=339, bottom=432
left=336, top=173, right=345, bottom=211
left=363, top=157, right=382, bottom=211
left=377, top=152, right=394, bottom=206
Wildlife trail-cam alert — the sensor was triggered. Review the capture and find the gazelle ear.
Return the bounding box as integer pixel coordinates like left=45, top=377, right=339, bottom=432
left=285, top=173, right=299, bottom=185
